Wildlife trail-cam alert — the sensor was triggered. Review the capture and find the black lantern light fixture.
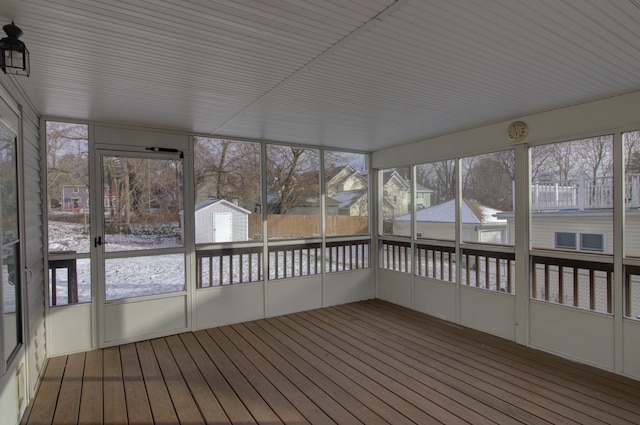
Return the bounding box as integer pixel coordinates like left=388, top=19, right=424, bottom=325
left=0, top=21, right=29, bottom=76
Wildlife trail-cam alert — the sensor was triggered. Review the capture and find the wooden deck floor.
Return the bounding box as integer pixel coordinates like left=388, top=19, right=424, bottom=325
left=21, top=300, right=640, bottom=425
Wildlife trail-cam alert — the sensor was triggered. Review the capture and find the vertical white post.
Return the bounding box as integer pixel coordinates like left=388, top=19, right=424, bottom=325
left=613, top=132, right=624, bottom=373
left=578, top=175, right=585, bottom=210
left=320, top=149, right=326, bottom=306
left=514, top=143, right=530, bottom=345
left=455, top=158, right=462, bottom=324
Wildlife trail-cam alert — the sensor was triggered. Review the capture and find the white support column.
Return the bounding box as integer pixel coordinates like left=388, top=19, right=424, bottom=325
left=455, top=157, right=462, bottom=324
left=261, top=143, right=269, bottom=317
left=368, top=154, right=377, bottom=300
left=411, top=165, right=416, bottom=309
left=613, top=132, right=624, bottom=373
left=319, top=149, right=326, bottom=306
left=514, top=143, right=530, bottom=345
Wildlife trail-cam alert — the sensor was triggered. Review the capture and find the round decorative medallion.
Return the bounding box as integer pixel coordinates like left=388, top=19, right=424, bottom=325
left=506, top=120, right=529, bottom=142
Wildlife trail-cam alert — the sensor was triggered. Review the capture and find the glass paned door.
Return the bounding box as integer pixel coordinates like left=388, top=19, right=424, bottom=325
left=97, top=151, right=188, bottom=346
left=99, top=154, right=185, bottom=301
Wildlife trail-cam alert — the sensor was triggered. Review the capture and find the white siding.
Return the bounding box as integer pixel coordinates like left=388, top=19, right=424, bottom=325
left=195, top=202, right=249, bottom=243
left=0, top=78, right=44, bottom=424
left=20, top=101, right=45, bottom=398
left=623, top=213, right=640, bottom=256
left=530, top=214, right=613, bottom=253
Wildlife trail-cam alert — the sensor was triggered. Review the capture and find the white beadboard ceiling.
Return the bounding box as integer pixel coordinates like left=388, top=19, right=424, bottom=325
left=3, top=0, right=640, bottom=151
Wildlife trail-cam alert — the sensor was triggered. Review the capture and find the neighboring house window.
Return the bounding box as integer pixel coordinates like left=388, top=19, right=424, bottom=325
left=554, top=231, right=604, bottom=252
left=555, top=232, right=577, bottom=249
left=580, top=233, right=604, bottom=252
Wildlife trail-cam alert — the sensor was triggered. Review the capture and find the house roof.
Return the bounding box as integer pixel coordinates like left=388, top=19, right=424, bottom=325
left=383, top=170, right=410, bottom=189
left=331, top=190, right=367, bottom=210
left=395, top=199, right=505, bottom=224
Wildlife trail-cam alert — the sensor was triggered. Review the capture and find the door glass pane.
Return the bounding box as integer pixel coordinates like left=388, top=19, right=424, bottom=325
left=324, top=150, right=369, bottom=236
left=266, top=145, right=320, bottom=239
left=105, top=254, right=184, bottom=300
left=103, top=156, right=183, bottom=251
left=1, top=128, right=18, bottom=244
left=1, top=125, right=21, bottom=363
left=3, top=244, right=20, bottom=363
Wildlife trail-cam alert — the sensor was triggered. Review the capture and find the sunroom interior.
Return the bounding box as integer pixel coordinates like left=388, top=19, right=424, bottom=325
left=2, top=1, right=640, bottom=424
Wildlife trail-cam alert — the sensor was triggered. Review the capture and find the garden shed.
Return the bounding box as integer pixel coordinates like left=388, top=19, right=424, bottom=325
left=187, top=199, right=251, bottom=243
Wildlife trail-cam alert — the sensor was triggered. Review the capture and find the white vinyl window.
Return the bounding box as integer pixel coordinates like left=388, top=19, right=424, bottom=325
left=580, top=233, right=604, bottom=252
left=554, top=231, right=604, bottom=252
left=555, top=232, right=577, bottom=250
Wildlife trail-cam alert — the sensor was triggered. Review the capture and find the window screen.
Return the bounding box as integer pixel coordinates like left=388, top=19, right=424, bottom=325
left=580, top=233, right=604, bottom=252
left=555, top=232, right=577, bottom=249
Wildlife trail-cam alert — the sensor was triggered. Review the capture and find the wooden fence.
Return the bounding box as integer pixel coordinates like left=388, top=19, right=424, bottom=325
left=248, top=214, right=368, bottom=239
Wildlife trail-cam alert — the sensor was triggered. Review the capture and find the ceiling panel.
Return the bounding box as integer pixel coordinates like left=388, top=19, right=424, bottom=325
left=2, top=0, right=640, bottom=151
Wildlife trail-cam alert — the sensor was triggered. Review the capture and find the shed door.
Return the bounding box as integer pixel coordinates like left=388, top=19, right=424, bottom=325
left=213, top=213, right=233, bottom=242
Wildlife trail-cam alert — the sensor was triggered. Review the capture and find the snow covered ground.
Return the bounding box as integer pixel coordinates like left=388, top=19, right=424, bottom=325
left=48, top=221, right=184, bottom=304
left=25, top=221, right=640, bottom=318
left=48, top=221, right=369, bottom=305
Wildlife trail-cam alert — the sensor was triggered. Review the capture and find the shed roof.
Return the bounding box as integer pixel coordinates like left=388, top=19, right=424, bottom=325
left=194, top=199, right=251, bottom=215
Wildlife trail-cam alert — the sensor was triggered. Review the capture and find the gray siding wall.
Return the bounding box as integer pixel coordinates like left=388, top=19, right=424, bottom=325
left=21, top=104, right=45, bottom=396
left=1, top=79, right=45, bottom=398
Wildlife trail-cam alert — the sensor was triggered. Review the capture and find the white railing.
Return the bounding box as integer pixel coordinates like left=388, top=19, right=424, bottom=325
left=530, top=174, right=640, bottom=211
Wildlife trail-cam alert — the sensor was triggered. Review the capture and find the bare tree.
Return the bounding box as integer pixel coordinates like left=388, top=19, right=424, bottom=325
left=529, top=144, right=557, bottom=182
left=463, top=155, right=513, bottom=211
left=416, top=160, right=455, bottom=205
left=195, top=138, right=261, bottom=210
left=625, top=131, right=640, bottom=173
left=577, top=136, right=612, bottom=179
left=267, top=145, right=320, bottom=214
left=46, top=122, right=88, bottom=214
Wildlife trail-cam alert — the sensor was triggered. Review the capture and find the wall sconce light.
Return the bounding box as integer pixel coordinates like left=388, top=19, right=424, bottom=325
left=1, top=21, right=30, bottom=76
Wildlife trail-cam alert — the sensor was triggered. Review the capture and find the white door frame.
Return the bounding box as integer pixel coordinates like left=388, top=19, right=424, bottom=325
left=92, top=148, right=190, bottom=347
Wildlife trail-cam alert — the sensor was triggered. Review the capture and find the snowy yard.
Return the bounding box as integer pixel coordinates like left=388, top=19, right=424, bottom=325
left=48, top=221, right=184, bottom=304
left=48, top=221, right=370, bottom=305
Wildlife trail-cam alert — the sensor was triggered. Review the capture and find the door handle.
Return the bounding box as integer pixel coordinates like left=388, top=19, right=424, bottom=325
left=94, top=236, right=102, bottom=247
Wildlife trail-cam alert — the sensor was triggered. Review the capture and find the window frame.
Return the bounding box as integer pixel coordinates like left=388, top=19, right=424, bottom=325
left=553, top=231, right=605, bottom=252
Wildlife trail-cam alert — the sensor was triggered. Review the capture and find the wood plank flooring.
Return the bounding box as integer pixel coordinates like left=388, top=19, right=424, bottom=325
left=21, top=300, right=640, bottom=424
